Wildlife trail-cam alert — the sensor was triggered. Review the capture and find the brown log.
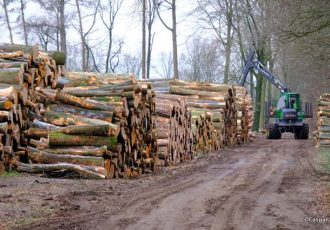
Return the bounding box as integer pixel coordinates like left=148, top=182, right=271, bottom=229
left=16, top=162, right=105, bottom=179
left=48, top=132, right=120, bottom=151
left=0, top=51, right=24, bottom=59
left=0, top=122, right=8, bottom=133
left=31, top=119, right=60, bottom=130
left=58, top=124, right=120, bottom=136
left=46, top=104, right=115, bottom=122
left=27, top=146, right=105, bottom=167
left=0, top=111, right=9, bottom=121
left=63, top=89, right=124, bottom=97
left=43, top=111, right=113, bottom=126
left=42, top=146, right=107, bottom=157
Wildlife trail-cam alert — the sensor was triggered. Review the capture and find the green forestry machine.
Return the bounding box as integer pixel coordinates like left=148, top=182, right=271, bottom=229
left=239, top=50, right=313, bottom=139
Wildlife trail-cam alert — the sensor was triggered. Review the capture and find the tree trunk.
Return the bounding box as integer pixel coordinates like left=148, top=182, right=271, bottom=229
left=16, top=162, right=106, bottom=179
left=46, top=104, right=115, bottom=122
left=48, top=132, right=119, bottom=151
left=43, top=111, right=113, bottom=126
left=75, top=0, right=87, bottom=71
left=172, top=0, right=179, bottom=79
left=142, top=0, right=146, bottom=79
left=59, top=0, right=67, bottom=55
left=27, top=147, right=105, bottom=167
left=20, top=0, right=28, bottom=45
left=253, top=74, right=262, bottom=131
left=42, top=146, right=107, bottom=157
left=24, top=124, right=119, bottom=138
left=3, top=0, right=13, bottom=44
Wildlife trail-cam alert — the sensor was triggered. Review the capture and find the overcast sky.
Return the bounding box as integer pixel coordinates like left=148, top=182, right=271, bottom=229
left=0, top=0, right=201, bottom=77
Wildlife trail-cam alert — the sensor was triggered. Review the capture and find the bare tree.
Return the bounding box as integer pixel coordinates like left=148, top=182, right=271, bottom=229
left=146, top=0, right=157, bottom=79
left=27, top=17, right=58, bottom=51
left=59, top=0, right=66, bottom=54
left=118, top=53, right=141, bottom=77
left=195, top=0, right=236, bottom=84
left=99, top=0, right=124, bottom=73
left=74, top=0, right=100, bottom=71
left=1, top=0, right=14, bottom=44
left=154, top=52, right=173, bottom=79
left=19, top=0, right=28, bottom=45
left=33, top=0, right=69, bottom=53
left=141, top=0, right=146, bottom=79
left=155, top=0, right=179, bottom=79
left=180, top=37, right=222, bottom=83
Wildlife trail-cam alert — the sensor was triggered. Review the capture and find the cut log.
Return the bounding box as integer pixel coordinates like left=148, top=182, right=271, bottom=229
left=42, top=146, right=107, bottom=157
left=16, top=162, right=105, bottom=179
left=43, top=111, right=113, bottom=126
left=46, top=104, right=114, bottom=122
left=58, top=124, right=120, bottom=136
left=55, top=91, right=117, bottom=111
left=27, top=146, right=105, bottom=167
left=48, top=132, right=119, bottom=151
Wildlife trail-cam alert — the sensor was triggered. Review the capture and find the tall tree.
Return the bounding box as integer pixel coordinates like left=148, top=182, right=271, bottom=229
left=99, top=0, right=124, bottom=73
left=59, top=0, right=66, bottom=54
left=195, top=0, right=236, bottom=83
left=74, top=0, right=100, bottom=71
left=180, top=37, right=221, bottom=83
left=141, top=0, right=146, bottom=79
left=155, top=0, right=179, bottom=79
left=155, top=51, right=173, bottom=79
left=33, top=0, right=69, bottom=53
left=118, top=53, right=141, bottom=77
left=19, top=0, right=28, bottom=45
left=2, top=0, right=14, bottom=44
left=146, top=0, right=157, bottom=79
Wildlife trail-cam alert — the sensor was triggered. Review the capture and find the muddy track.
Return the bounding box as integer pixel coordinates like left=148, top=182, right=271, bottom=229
left=1, top=135, right=329, bottom=230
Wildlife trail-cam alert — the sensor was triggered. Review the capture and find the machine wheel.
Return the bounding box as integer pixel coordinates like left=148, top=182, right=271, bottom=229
left=267, top=124, right=281, bottom=139
left=297, top=124, right=309, bottom=139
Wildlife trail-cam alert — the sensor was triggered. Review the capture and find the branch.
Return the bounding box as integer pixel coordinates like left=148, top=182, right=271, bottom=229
left=154, top=0, right=172, bottom=31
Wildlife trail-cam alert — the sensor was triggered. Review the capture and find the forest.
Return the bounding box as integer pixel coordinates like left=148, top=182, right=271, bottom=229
left=1, top=0, right=329, bottom=131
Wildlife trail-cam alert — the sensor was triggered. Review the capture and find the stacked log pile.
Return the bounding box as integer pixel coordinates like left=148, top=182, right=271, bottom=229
left=234, top=86, right=253, bottom=144
left=0, top=44, right=65, bottom=175
left=0, top=44, right=254, bottom=178
left=30, top=72, right=158, bottom=178
left=153, top=93, right=192, bottom=166
left=315, top=93, right=330, bottom=148
left=168, top=80, right=253, bottom=154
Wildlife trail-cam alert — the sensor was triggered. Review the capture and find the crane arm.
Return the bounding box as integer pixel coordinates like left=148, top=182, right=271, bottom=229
left=239, top=50, right=290, bottom=93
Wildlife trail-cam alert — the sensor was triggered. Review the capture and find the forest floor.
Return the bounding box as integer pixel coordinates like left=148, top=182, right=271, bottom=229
left=0, top=134, right=330, bottom=230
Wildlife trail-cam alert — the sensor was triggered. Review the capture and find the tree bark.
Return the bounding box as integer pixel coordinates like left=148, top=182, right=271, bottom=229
left=27, top=147, right=105, bottom=167
left=142, top=0, right=146, bottom=79
left=75, top=0, right=87, bottom=71
left=46, top=104, right=115, bottom=122
left=3, top=0, right=14, bottom=44
left=172, top=0, right=179, bottom=79
left=59, top=0, right=67, bottom=55
left=20, top=0, right=28, bottom=45
left=43, top=111, right=113, bottom=126
left=16, top=162, right=106, bottom=179
left=48, top=132, right=119, bottom=151
left=43, top=146, right=107, bottom=157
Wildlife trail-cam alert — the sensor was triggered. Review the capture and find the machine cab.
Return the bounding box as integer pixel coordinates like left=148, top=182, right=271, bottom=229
left=276, top=93, right=301, bottom=110
left=275, top=93, right=302, bottom=121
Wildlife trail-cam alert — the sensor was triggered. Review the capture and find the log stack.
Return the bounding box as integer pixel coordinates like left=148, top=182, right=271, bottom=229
left=0, top=45, right=254, bottom=178
left=153, top=93, right=192, bottom=166
left=26, top=72, right=158, bottom=178
left=233, top=86, right=253, bottom=144
left=0, top=44, right=64, bottom=175
left=315, top=93, right=330, bottom=148
left=169, top=80, right=251, bottom=154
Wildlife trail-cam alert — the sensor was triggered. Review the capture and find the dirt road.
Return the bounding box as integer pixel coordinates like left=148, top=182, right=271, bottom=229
left=1, top=135, right=329, bottom=230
